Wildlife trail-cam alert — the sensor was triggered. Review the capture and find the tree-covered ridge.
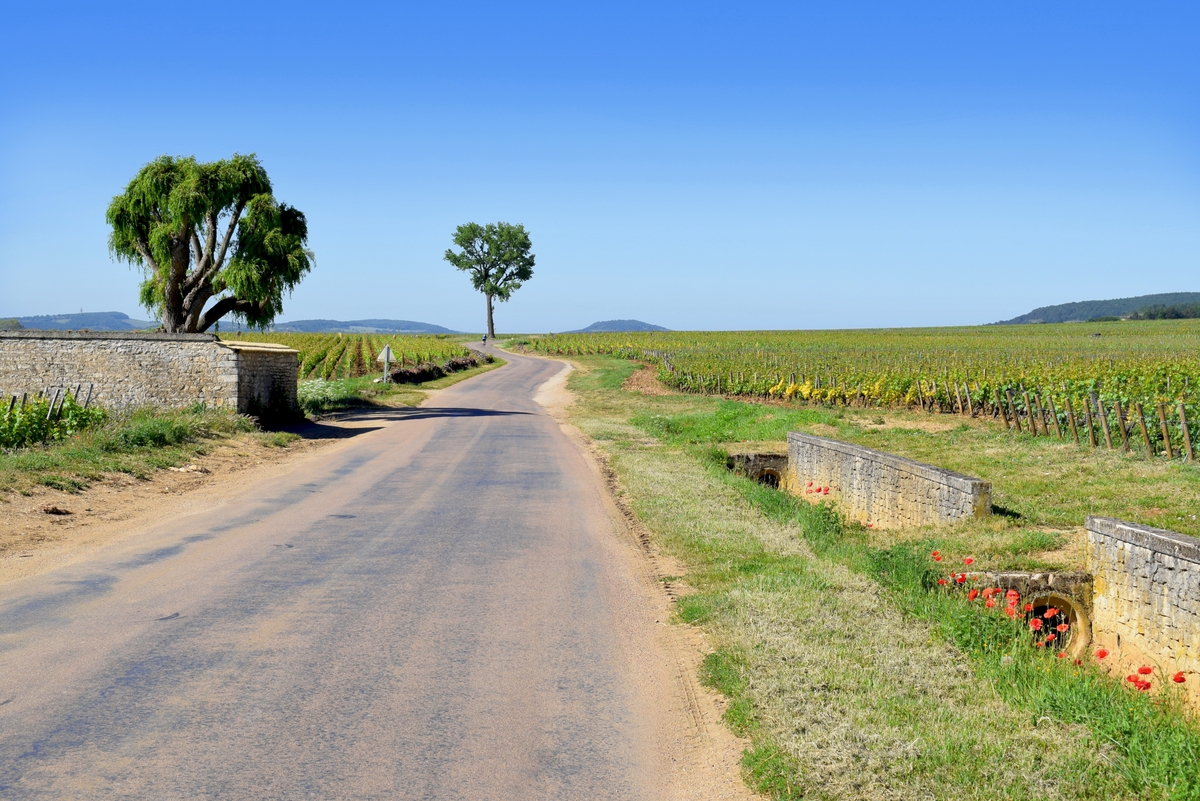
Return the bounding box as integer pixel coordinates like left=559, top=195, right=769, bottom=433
left=995, top=292, right=1200, bottom=324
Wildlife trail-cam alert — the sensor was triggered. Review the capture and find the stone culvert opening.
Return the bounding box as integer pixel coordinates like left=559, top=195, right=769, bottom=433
left=1027, top=593, right=1091, bottom=658
left=756, top=469, right=781, bottom=489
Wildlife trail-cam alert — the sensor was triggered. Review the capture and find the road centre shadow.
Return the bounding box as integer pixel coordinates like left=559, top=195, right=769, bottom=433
left=283, top=406, right=530, bottom=440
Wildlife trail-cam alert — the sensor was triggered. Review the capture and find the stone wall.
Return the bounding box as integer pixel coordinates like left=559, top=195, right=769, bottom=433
left=786, top=431, right=991, bottom=528
left=0, top=332, right=297, bottom=420
left=1087, top=516, right=1199, bottom=688
left=227, top=342, right=300, bottom=419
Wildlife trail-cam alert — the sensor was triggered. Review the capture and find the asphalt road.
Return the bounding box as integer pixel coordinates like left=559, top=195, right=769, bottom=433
left=0, top=349, right=663, bottom=800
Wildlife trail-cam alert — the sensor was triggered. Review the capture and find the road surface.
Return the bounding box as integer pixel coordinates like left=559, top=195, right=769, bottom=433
left=0, top=349, right=691, bottom=800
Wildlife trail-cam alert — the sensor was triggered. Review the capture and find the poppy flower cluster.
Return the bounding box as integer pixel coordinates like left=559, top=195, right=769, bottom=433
left=1126, top=672, right=1153, bottom=691
left=805, top=482, right=831, bottom=496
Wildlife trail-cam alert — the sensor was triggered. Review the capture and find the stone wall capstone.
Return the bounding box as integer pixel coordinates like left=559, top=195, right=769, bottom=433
left=0, top=331, right=297, bottom=420
left=1087, top=516, right=1199, bottom=689
left=786, top=431, right=991, bottom=528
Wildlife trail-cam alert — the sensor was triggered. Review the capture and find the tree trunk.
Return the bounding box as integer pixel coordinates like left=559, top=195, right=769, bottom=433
left=486, top=293, right=495, bottom=338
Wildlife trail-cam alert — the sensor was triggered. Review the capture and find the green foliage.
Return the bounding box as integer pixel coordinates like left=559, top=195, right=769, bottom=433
left=106, top=154, right=312, bottom=332
left=224, top=332, right=472, bottom=380
left=1131, top=303, right=1200, bottom=321
left=0, top=318, right=22, bottom=331
left=0, top=406, right=253, bottom=494
left=444, top=221, right=534, bottom=335
left=530, top=322, right=1200, bottom=456
left=1, top=395, right=107, bottom=448
left=706, top=438, right=1200, bottom=799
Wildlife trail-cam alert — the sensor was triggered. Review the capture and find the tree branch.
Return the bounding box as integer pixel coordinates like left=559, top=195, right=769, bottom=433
left=210, top=201, right=245, bottom=278
left=133, top=238, right=159, bottom=273
left=196, top=295, right=263, bottom=332
left=184, top=210, right=220, bottom=292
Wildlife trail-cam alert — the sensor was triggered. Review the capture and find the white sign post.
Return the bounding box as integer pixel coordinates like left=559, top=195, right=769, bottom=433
left=377, top=344, right=395, bottom=381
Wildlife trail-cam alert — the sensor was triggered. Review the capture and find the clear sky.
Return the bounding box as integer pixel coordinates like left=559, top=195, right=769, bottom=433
left=2, top=2, right=1197, bottom=332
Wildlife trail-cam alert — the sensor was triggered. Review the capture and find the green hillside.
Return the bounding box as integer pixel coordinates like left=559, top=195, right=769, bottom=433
left=995, top=292, right=1200, bottom=324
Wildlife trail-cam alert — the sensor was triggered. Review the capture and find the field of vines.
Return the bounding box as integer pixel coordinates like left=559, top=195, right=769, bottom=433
left=528, top=319, right=1200, bottom=459
left=221, top=333, right=472, bottom=380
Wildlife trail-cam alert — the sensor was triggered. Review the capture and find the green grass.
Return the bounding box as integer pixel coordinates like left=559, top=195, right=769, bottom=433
left=0, top=406, right=254, bottom=495
left=566, top=355, right=1200, bottom=801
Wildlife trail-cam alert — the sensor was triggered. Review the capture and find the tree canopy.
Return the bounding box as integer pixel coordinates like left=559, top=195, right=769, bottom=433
left=443, top=222, right=535, bottom=337
left=106, top=154, right=313, bottom=333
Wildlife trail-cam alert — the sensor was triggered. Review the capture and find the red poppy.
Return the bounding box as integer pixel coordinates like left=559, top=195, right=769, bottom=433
left=1045, top=634, right=1056, bottom=642
left=1034, top=641, right=1044, bottom=648
left=1137, top=666, right=1153, bottom=675
left=1057, top=652, right=1067, bottom=659
left=963, top=556, right=975, bottom=566
left=956, top=574, right=967, bottom=584
left=1004, top=607, right=1017, bottom=618
left=1029, top=618, right=1043, bottom=631
left=967, top=589, right=979, bottom=601
left=807, top=481, right=813, bottom=487
left=1074, top=659, right=1083, bottom=666
left=1127, top=675, right=1138, bottom=683
left=1137, top=680, right=1152, bottom=691
left=1024, top=603, right=1033, bottom=612
left=822, top=488, right=830, bottom=495
left=1056, top=623, right=1069, bottom=633
left=1173, top=672, right=1187, bottom=684
left=1043, top=608, right=1059, bottom=619
left=931, top=550, right=940, bottom=558
left=1096, top=649, right=1109, bottom=660
left=985, top=598, right=996, bottom=609
left=937, top=578, right=948, bottom=585
left=1006, top=589, right=1019, bottom=600
left=982, top=588, right=993, bottom=599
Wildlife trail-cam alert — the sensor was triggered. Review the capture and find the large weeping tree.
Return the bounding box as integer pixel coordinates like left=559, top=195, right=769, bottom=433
left=106, top=153, right=314, bottom=333
left=443, top=222, right=535, bottom=338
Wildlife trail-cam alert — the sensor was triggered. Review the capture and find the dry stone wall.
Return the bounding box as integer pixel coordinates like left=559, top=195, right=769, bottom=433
left=0, top=332, right=297, bottom=420
left=1087, top=516, right=1199, bottom=688
left=786, top=431, right=991, bottom=528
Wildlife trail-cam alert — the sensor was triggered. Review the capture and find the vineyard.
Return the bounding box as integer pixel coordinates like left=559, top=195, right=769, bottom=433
left=221, top=333, right=472, bottom=380
left=528, top=319, right=1200, bottom=459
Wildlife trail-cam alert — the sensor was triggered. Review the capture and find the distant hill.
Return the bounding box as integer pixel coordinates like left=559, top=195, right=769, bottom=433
left=994, top=293, right=1200, bottom=324
left=569, top=319, right=669, bottom=333
left=13, top=311, right=153, bottom=331
left=270, top=318, right=458, bottom=334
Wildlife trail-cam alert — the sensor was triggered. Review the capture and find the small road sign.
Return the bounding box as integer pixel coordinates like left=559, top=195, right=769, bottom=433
left=377, top=344, right=394, bottom=379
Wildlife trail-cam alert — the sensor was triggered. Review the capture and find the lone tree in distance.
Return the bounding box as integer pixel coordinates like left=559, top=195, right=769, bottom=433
left=443, top=222, right=534, bottom=337
left=106, top=153, right=314, bottom=333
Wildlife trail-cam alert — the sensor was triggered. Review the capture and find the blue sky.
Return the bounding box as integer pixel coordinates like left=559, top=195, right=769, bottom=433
left=2, top=1, right=1197, bottom=332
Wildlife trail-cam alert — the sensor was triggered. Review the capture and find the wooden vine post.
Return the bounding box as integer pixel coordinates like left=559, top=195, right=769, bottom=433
left=1158, top=403, right=1174, bottom=460
left=1135, top=402, right=1153, bottom=457
left=1064, top=396, right=1080, bottom=443
left=1021, top=390, right=1037, bottom=434
left=1180, top=402, right=1195, bottom=462
left=995, top=390, right=1011, bottom=429
left=1114, top=400, right=1131, bottom=452
left=1006, top=389, right=1022, bottom=432
left=1094, top=395, right=1114, bottom=449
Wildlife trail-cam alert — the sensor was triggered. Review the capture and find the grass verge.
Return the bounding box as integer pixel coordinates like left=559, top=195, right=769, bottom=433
left=567, top=355, right=1200, bottom=801
left=0, top=405, right=254, bottom=495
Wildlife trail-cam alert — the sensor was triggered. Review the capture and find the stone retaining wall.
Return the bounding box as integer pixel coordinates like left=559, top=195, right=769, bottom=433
left=1087, top=516, right=1199, bottom=687
left=0, top=332, right=297, bottom=420
left=786, top=431, right=991, bottom=528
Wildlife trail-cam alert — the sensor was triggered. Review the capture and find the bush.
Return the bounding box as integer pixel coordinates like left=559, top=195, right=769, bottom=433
left=1, top=394, right=107, bottom=448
